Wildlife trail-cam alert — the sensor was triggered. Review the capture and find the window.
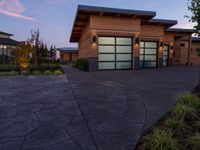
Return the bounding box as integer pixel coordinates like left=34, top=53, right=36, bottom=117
left=98, top=37, right=133, bottom=70
left=163, top=46, right=169, bottom=67
left=140, top=41, right=158, bottom=68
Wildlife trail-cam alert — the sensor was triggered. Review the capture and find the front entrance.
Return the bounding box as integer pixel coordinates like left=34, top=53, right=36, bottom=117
left=163, top=45, right=169, bottom=66
left=98, top=37, right=133, bottom=70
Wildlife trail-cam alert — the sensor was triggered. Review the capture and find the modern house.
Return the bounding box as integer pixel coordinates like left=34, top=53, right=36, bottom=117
left=0, top=31, right=19, bottom=64
left=57, top=47, right=78, bottom=62
left=70, top=5, right=200, bottom=71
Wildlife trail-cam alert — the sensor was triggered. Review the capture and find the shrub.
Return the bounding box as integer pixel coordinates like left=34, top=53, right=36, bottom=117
left=176, top=93, right=200, bottom=109
left=7, top=71, right=18, bottom=76
left=0, top=64, right=19, bottom=72
left=171, top=103, right=197, bottom=120
left=43, top=70, right=52, bottom=75
left=144, top=128, right=180, bottom=150
left=32, top=71, right=42, bottom=75
left=29, top=63, right=61, bottom=72
left=165, top=118, right=187, bottom=132
left=188, top=134, right=200, bottom=150
left=53, top=70, right=63, bottom=75
left=74, top=59, right=88, bottom=71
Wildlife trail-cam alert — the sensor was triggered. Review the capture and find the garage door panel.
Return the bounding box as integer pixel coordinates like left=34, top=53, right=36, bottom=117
left=99, top=62, right=115, bottom=70
left=98, top=37, right=133, bottom=70
left=116, top=62, right=132, bottom=69
left=99, top=54, right=115, bottom=61
left=99, top=46, right=115, bottom=53
left=116, top=54, right=132, bottom=61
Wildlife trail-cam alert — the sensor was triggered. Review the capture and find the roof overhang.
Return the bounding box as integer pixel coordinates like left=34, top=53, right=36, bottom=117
left=142, top=19, right=177, bottom=28
left=0, top=38, right=19, bottom=46
left=0, top=31, right=13, bottom=36
left=166, top=28, right=195, bottom=33
left=70, top=5, right=156, bottom=42
left=57, top=47, right=79, bottom=53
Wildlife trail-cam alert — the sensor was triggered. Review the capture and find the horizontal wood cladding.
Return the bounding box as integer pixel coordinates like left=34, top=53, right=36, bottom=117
left=60, top=52, right=78, bottom=61
left=164, top=32, right=174, bottom=43
left=141, top=25, right=164, bottom=38
left=191, top=43, right=200, bottom=64
left=90, top=15, right=141, bottom=33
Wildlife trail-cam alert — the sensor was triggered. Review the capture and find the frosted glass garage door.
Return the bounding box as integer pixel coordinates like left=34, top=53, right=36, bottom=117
left=98, top=37, right=133, bottom=70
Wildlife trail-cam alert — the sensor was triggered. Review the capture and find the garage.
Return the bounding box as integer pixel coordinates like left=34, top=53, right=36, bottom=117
left=140, top=41, right=158, bottom=68
left=98, top=37, right=133, bottom=70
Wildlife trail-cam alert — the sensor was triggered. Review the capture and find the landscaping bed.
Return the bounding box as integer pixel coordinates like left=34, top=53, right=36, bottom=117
left=0, top=63, right=63, bottom=76
left=136, top=92, right=200, bottom=150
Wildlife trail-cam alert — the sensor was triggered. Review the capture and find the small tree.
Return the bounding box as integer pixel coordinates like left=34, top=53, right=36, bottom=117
left=186, top=0, right=200, bottom=35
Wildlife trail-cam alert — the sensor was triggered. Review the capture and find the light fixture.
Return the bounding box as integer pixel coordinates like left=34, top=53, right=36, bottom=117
left=160, top=42, right=164, bottom=47
left=135, top=37, right=139, bottom=44
left=170, top=45, right=174, bottom=50
left=92, top=35, right=97, bottom=44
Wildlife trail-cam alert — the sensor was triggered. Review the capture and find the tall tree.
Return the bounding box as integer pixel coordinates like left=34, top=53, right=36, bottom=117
left=186, top=0, right=200, bottom=35
left=29, top=29, right=41, bottom=64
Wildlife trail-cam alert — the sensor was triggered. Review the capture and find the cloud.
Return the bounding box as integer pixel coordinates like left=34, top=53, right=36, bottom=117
left=0, top=0, right=36, bottom=21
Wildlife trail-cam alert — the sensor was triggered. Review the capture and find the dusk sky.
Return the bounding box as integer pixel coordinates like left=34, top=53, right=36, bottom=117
left=0, top=0, right=195, bottom=48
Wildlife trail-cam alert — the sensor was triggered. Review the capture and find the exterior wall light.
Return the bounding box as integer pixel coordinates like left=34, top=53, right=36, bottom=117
left=135, top=37, right=139, bottom=44
left=160, top=42, right=164, bottom=47
left=170, top=45, right=174, bottom=50
left=93, top=35, right=97, bottom=44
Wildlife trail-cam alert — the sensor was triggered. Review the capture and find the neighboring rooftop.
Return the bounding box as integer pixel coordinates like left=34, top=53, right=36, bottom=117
left=181, top=36, right=200, bottom=42
left=70, top=5, right=156, bottom=42
left=0, top=37, right=19, bottom=45
left=0, top=31, right=13, bottom=36
left=57, top=47, right=79, bottom=53
left=166, top=28, right=195, bottom=33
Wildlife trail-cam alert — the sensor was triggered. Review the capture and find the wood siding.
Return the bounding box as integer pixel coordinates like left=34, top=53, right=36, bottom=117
left=90, top=15, right=141, bottom=33
left=60, top=52, right=78, bottom=61
left=191, top=42, right=200, bottom=64
left=79, top=22, right=95, bottom=58
left=141, top=25, right=164, bottom=39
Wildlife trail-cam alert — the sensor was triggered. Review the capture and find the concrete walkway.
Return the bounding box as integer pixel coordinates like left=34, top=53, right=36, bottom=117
left=0, top=65, right=199, bottom=150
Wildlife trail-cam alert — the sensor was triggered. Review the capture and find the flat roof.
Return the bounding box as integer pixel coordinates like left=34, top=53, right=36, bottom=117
left=57, top=47, right=79, bottom=53
left=166, top=28, right=195, bottom=33
left=70, top=5, right=156, bottom=42
left=0, top=37, right=18, bottom=45
left=146, top=19, right=177, bottom=28
left=0, top=31, right=13, bottom=36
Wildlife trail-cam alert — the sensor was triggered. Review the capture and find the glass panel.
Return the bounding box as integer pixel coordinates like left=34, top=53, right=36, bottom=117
left=116, top=62, right=131, bottom=69
left=99, top=54, right=115, bottom=61
left=139, top=55, right=144, bottom=61
left=116, top=46, right=132, bottom=53
left=163, top=61, right=167, bottom=66
left=99, top=46, right=115, bottom=53
left=163, top=56, right=168, bottom=60
left=98, top=37, right=115, bottom=45
left=145, top=49, right=157, bottom=54
left=145, top=42, right=157, bottom=48
left=140, top=61, right=144, bottom=68
left=144, top=55, right=157, bottom=61
left=163, top=51, right=168, bottom=56
left=144, top=61, right=157, bottom=67
left=99, top=62, right=115, bottom=70
left=164, top=46, right=168, bottom=51
left=116, top=38, right=132, bottom=45
left=140, top=48, right=144, bottom=54
left=116, top=54, right=132, bottom=61
left=140, top=42, right=144, bottom=48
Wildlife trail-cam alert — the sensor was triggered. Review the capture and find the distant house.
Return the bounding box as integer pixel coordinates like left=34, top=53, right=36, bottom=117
left=57, top=47, right=78, bottom=62
left=0, top=31, right=19, bottom=63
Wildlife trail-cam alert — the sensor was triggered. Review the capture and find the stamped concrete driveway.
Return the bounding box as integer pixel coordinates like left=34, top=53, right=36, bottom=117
left=0, top=66, right=199, bottom=150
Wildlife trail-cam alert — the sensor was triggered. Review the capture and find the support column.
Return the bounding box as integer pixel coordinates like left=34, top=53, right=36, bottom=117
left=133, top=36, right=140, bottom=70
left=187, top=35, right=192, bottom=65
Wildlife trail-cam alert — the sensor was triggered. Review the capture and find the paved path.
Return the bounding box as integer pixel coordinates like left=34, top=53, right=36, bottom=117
left=0, top=65, right=199, bottom=150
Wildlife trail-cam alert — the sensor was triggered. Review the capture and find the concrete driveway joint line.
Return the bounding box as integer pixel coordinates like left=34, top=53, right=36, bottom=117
left=63, top=74, right=99, bottom=150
